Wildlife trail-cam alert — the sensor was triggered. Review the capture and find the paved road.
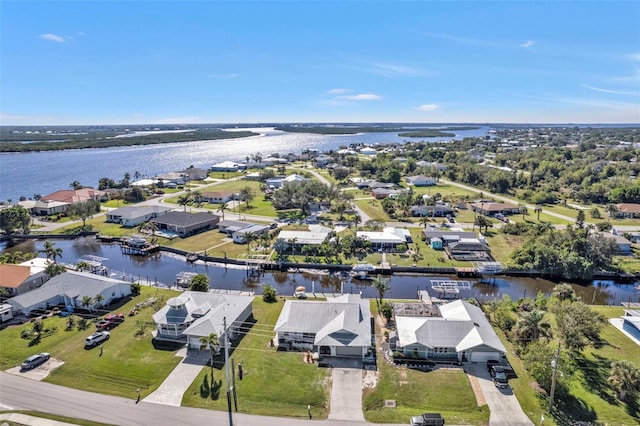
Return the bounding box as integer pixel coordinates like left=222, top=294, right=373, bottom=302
left=0, top=372, right=403, bottom=426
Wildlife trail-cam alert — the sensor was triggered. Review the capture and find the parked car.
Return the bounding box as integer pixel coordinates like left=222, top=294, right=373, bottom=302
left=105, top=313, right=125, bottom=323
left=20, top=352, right=50, bottom=370
left=96, top=320, right=114, bottom=331
left=85, top=331, right=110, bottom=347
left=490, top=366, right=509, bottom=388
left=410, top=413, right=445, bottom=426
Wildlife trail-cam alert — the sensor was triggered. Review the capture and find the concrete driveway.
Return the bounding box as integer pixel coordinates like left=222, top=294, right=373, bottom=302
left=469, top=364, right=533, bottom=426
left=143, top=348, right=208, bottom=406
left=327, top=357, right=366, bottom=422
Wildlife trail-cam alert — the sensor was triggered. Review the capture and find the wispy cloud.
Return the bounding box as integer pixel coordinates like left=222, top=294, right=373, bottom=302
left=39, top=33, right=66, bottom=43
left=520, top=40, right=535, bottom=48
left=336, top=93, right=381, bottom=101
left=365, top=61, right=428, bottom=78
left=416, top=31, right=500, bottom=48
left=626, top=53, right=640, bottom=62
left=326, top=88, right=352, bottom=95
left=210, top=73, right=239, bottom=79
left=416, top=104, right=440, bottom=112
left=581, top=84, right=639, bottom=96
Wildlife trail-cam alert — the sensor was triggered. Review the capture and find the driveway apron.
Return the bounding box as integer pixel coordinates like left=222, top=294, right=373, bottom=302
left=144, top=348, right=208, bottom=406
left=328, top=367, right=365, bottom=422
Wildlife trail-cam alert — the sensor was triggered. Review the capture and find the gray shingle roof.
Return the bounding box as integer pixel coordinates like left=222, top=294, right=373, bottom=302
left=152, top=211, right=218, bottom=227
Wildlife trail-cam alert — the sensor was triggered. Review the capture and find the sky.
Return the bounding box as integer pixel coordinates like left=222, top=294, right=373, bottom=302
left=1, top=1, right=639, bottom=125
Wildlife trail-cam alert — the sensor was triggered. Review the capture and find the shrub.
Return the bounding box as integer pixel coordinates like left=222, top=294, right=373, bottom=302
left=262, top=284, right=277, bottom=303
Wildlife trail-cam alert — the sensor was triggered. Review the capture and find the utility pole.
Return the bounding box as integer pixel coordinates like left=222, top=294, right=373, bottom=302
left=548, top=343, right=561, bottom=412
left=224, top=317, right=233, bottom=426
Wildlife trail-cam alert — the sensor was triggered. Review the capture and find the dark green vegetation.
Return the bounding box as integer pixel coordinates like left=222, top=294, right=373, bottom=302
left=485, top=286, right=640, bottom=425
left=0, top=125, right=257, bottom=152
left=275, top=125, right=478, bottom=135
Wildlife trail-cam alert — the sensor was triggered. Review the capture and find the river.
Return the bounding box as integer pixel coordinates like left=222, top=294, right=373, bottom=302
left=3, top=237, right=638, bottom=305
left=0, top=126, right=489, bottom=202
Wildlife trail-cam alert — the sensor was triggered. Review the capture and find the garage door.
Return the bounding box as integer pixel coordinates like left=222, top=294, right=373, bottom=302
left=336, top=346, right=361, bottom=357
left=470, top=351, right=500, bottom=363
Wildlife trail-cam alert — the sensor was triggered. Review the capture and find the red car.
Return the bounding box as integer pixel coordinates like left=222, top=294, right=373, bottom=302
left=105, top=313, right=125, bottom=323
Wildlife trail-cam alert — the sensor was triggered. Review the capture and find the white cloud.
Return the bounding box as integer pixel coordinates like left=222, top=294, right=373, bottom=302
left=417, top=104, right=440, bottom=111
left=39, top=33, right=66, bottom=43
left=520, top=40, right=535, bottom=48
left=326, top=88, right=352, bottom=95
left=626, top=53, right=640, bottom=61
left=210, top=73, right=239, bottom=79
left=336, top=93, right=381, bottom=101
left=581, top=84, right=639, bottom=96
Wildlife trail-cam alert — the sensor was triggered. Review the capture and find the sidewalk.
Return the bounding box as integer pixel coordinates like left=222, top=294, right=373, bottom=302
left=0, top=413, right=78, bottom=426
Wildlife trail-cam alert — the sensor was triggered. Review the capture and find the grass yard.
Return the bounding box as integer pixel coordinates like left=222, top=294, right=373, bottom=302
left=353, top=198, right=390, bottom=221
left=0, top=287, right=182, bottom=399
left=363, top=362, right=489, bottom=424
left=182, top=298, right=331, bottom=419
left=485, top=233, right=526, bottom=265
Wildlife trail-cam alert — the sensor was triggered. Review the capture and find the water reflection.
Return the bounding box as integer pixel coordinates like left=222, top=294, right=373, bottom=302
left=1, top=237, right=638, bottom=305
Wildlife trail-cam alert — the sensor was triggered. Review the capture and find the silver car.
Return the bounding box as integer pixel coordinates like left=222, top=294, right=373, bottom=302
left=21, top=352, right=50, bottom=370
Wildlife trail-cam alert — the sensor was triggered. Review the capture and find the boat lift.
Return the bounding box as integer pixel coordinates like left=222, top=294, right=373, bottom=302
left=430, top=280, right=472, bottom=299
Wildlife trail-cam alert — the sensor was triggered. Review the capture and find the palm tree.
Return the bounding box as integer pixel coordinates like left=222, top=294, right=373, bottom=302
left=514, top=310, right=549, bottom=344
left=608, top=360, right=640, bottom=401
left=81, top=295, right=94, bottom=311
left=93, top=294, right=105, bottom=309
left=518, top=203, right=528, bottom=220
left=76, top=261, right=90, bottom=272
left=371, top=275, right=391, bottom=304
left=138, top=221, right=158, bottom=237
left=216, top=202, right=229, bottom=220
left=199, top=333, right=220, bottom=385
left=288, top=238, right=298, bottom=260
left=192, top=190, right=203, bottom=207
left=352, top=213, right=362, bottom=233
left=70, top=180, right=82, bottom=190
left=43, top=241, right=63, bottom=263
left=243, top=231, right=257, bottom=256
left=605, top=204, right=618, bottom=221
left=177, top=193, right=192, bottom=212
left=534, top=205, right=543, bottom=221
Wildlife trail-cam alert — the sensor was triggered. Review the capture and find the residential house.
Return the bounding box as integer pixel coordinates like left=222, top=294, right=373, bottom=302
left=0, top=303, right=13, bottom=323
left=155, top=172, right=187, bottom=187
left=210, top=161, right=246, bottom=172
left=261, top=157, right=289, bottom=167
left=357, top=228, right=409, bottom=251
left=232, top=224, right=270, bottom=244
left=41, top=188, right=108, bottom=204
left=606, top=233, right=632, bottom=254
left=219, top=220, right=253, bottom=235
left=202, top=191, right=237, bottom=204
left=151, top=212, right=219, bottom=237
left=416, top=161, right=447, bottom=171
left=410, top=205, right=455, bottom=218
left=393, top=300, right=506, bottom=363
left=423, top=229, right=479, bottom=247
left=470, top=201, right=520, bottom=216
left=446, top=238, right=492, bottom=261
left=0, top=258, right=51, bottom=296
left=615, top=203, right=640, bottom=219
left=359, top=147, right=377, bottom=156
left=105, top=205, right=173, bottom=227
left=274, top=294, right=373, bottom=359
left=405, top=175, right=436, bottom=187
left=179, top=166, right=209, bottom=181
left=371, top=188, right=406, bottom=200
left=314, top=154, right=332, bottom=167
left=266, top=174, right=308, bottom=189
left=7, top=271, right=131, bottom=316
left=152, top=291, right=254, bottom=349
left=18, top=200, right=69, bottom=216
left=277, top=227, right=331, bottom=251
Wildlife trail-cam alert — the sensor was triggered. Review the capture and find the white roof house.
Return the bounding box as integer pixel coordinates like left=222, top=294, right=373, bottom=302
left=277, top=229, right=331, bottom=246
left=395, top=300, right=506, bottom=363
left=210, top=160, right=246, bottom=171
left=7, top=271, right=131, bottom=316
left=153, top=291, right=254, bottom=349
left=274, top=294, right=372, bottom=359
left=357, top=227, right=410, bottom=250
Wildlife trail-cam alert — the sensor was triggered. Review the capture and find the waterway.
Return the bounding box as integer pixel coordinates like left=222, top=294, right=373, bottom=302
left=0, top=126, right=489, bottom=202
left=4, top=237, right=638, bottom=305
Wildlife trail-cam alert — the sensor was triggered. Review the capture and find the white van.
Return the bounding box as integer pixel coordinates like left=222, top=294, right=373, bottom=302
left=85, top=331, right=110, bottom=347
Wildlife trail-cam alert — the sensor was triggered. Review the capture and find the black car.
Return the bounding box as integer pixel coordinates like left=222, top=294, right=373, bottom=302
left=21, top=352, right=50, bottom=370
left=490, top=366, right=509, bottom=388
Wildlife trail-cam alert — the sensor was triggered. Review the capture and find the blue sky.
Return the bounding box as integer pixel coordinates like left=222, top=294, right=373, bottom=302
left=1, top=1, right=639, bottom=125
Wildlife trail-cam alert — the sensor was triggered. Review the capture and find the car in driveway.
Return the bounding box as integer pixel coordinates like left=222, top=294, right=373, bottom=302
left=20, top=352, right=50, bottom=370
left=105, top=313, right=125, bottom=323
left=490, top=365, right=509, bottom=388
left=85, top=331, right=110, bottom=347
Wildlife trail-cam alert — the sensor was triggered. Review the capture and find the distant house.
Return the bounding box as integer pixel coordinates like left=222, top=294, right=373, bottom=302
left=274, top=294, right=372, bottom=359
left=416, top=161, right=447, bottom=171
left=606, top=233, right=632, bottom=254
left=277, top=227, right=331, bottom=250
left=423, top=229, right=479, bottom=246
left=232, top=224, right=270, bottom=244
left=265, top=174, right=308, bottom=189
left=18, top=200, right=69, bottom=216
left=41, top=188, right=108, bottom=204
left=202, top=191, right=237, bottom=204
left=261, top=157, right=289, bottom=167
left=219, top=220, right=252, bottom=235
left=151, top=211, right=219, bottom=237
left=7, top=271, right=131, bottom=316
left=430, top=237, right=443, bottom=250
left=282, top=174, right=308, bottom=186
left=359, top=147, right=377, bottom=156
left=393, top=300, right=506, bottom=363
left=179, top=166, right=209, bottom=181
left=210, top=161, right=246, bottom=172
left=0, top=258, right=51, bottom=296
left=155, top=172, right=187, bottom=186
left=371, top=188, right=406, bottom=200
left=470, top=201, right=520, bottom=216
left=614, top=203, right=640, bottom=219
left=105, top=205, right=173, bottom=227
left=405, top=175, right=436, bottom=187
left=410, top=205, right=455, bottom=218
left=357, top=228, right=410, bottom=251
left=152, top=291, right=254, bottom=349
left=314, top=154, right=332, bottom=167
left=446, top=238, right=492, bottom=261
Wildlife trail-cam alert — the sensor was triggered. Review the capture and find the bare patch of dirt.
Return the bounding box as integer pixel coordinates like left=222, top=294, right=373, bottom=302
left=362, top=369, right=378, bottom=389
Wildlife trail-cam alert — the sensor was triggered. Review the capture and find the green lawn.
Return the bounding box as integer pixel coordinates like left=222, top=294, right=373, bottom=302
left=353, top=198, right=390, bottom=221
left=182, top=298, right=331, bottom=419
left=0, top=287, right=182, bottom=399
